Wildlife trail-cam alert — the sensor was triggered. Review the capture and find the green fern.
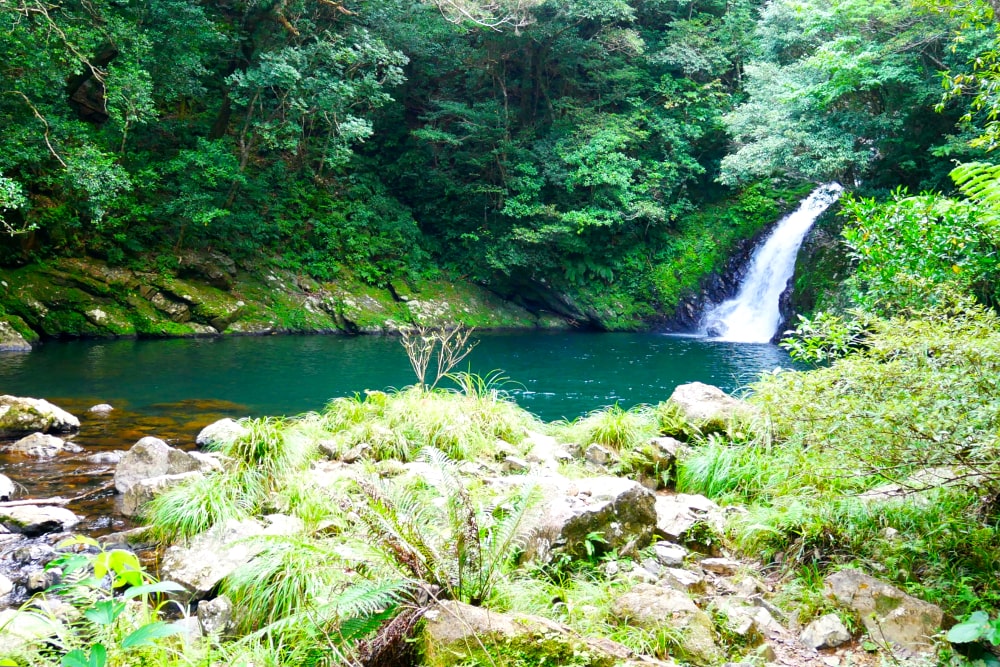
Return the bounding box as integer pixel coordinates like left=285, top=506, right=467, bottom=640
left=952, top=161, right=1000, bottom=210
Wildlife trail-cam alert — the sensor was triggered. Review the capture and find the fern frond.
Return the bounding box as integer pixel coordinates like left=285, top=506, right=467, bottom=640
left=952, top=161, right=1000, bottom=210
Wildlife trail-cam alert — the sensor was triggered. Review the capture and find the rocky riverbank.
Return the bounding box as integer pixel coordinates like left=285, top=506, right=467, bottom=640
left=0, top=255, right=576, bottom=351
left=0, top=386, right=950, bottom=666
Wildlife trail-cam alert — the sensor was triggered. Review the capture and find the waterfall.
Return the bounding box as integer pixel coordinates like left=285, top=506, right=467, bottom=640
left=702, top=183, right=843, bottom=343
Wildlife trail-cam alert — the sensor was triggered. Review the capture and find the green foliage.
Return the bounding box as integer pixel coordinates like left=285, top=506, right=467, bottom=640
left=841, top=189, right=1000, bottom=313
left=350, top=447, right=538, bottom=606
left=779, top=311, right=871, bottom=364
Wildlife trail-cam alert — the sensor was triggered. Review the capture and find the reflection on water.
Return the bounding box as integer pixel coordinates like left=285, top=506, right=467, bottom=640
left=0, top=331, right=800, bottom=530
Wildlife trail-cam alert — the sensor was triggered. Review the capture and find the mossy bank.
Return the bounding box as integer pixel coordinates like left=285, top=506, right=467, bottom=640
left=0, top=255, right=576, bottom=350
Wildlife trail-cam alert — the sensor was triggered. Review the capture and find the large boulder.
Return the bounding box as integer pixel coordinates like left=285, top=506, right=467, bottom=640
left=666, top=383, right=755, bottom=433
left=522, top=476, right=657, bottom=564
left=419, top=600, right=671, bottom=667
left=114, top=437, right=204, bottom=494
left=0, top=474, right=15, bottom=501
left=121, top=471, right=203, bottom=517
left=161, top=515, right=303, bottom=599
left=610, top=583, right=722, bottom=665
left=825, top=568, right=942, bottom=651
left=0, top=396, right=79, bottom=438
left=0, top=505, right=81, bottom=536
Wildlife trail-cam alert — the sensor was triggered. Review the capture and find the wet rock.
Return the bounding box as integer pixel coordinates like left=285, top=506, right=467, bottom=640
left=198, top=595, right=233, bottom=635
left=0, top=474, right=15, bottom=501
left=0, top=396, right=80, bottom=438
left=195, top=418, right=248, bottom=449
left=114, top=437, right=203, bottom=494
left=654, top=493, right=725, bottom=545
left=10, top=433, right=69, bottom=458
left=667, top=383, right=756, bottom=433
left=420, top=600, right=666, bottom=667
left=122, top=471, right=204, bottom=517
left=85, top=450, right=126, bottom=464
left=0, top=506, right=81, bottom=536
left=825, top=568, right=942, bottom=651
left=88, top=404, right=114, bottom=414
left=161, top=515, right=303, bottom=599
left=522, top=476, right=657, bottom=564
left=26, top=567, right=61, bottom=593
left=611, top=583, right=722, bottom=664
left=11, top=543, right=56, bottom=566
left=801, top=613, right=851, bottom=649
left=0, top=322, right=32, bottom=352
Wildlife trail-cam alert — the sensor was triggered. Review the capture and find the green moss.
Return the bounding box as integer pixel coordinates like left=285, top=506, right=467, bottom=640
left=420, top=626, right=613, bottom=667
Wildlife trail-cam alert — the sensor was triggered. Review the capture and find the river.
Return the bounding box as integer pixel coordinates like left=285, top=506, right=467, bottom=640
left=0, top=331, right=798, bottom=533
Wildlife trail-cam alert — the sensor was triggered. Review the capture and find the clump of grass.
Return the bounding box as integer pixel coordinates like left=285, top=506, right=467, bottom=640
left=559, top=403, right=658, bottom=452
left=143, top=467, right=265, bottom=542
left=653, top=400, right=701, bottom=441
left=320, top=378, right=540, bottom=463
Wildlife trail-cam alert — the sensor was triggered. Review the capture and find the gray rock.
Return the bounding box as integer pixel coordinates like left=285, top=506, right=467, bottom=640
left=0, top=396, right=79, bottom=438
left=0, top=474, right=16, bottom=501
left=161, top=515, right=303, bottom=599
left=801, top=613, right=851, bottom=649
left=655, top=493, right=725, bottom=544
left=611, top=583, right=722, bottom=664
left=712, top=597, right=782, bottom=644
left=0, top=574, right=12, bottom=598
left=523, top=431, right=571, bottom=469
left=195, top=418, right=248, bottom=449
left=502, top=456, right=530, bottom=473
left=0, top=322, right=32, bottom=352
left=87, top=404, right=114, bottom=414
left=662, top=567, right=706, bottom=594
left=198, top=595, right=233, bottom=635
left=700, top=557, right=741, bottom=576
left=654, top=541, right=688, bottom=567
left=12, top=543, right=56, bottom=565
left=114, top=437, right=203, bottom=494
left=85, top=450, right=126, bottom=464
left=10, top=432, right=68, bottom=458
left=0, top=506, right=81, bottom=536
left=26, top=567, right=61, bottom=593
left=122, top=471, right=204, bottom=517
left=825, top=568, right=942, bottom=651
left=585, top=443, right=613, bottom=465
left=522, top=476, right=657, bottom=563
left=667, top=383, right=755, bottom=432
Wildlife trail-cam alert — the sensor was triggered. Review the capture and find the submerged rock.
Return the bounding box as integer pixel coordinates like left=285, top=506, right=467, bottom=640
left=825, top=568, right=942, bottom=651
left=87, top=404, right=114, bottom=414
left=0, top=396, right=79, bottom=438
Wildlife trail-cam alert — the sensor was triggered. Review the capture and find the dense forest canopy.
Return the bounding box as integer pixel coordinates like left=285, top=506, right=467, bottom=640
left=0, top=0, right=998, bottom=318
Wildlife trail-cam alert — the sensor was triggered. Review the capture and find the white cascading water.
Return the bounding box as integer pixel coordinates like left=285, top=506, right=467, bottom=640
left=702, top=183, right=843, bottom=343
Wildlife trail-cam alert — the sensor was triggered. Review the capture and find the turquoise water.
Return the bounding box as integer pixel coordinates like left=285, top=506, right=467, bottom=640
left=0, top=331, right=795, bottom=422
left=0, top=331, right=797, bottom=531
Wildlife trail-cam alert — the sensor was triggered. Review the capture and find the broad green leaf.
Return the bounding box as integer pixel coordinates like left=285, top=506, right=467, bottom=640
left=120, top=621, right=185, bottom=649
left=88, top=644, right=106, bottom=667
left=60, top=651, right=90, bottom=667
left=83, top=600, right=125, bottom=626
left=947, top=612, right=990, bottom=643
left=123, top=580, right=186, bottom=600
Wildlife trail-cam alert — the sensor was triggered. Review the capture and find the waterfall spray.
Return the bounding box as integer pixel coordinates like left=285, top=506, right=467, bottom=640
left=702, top=183, right=843, bottom=343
